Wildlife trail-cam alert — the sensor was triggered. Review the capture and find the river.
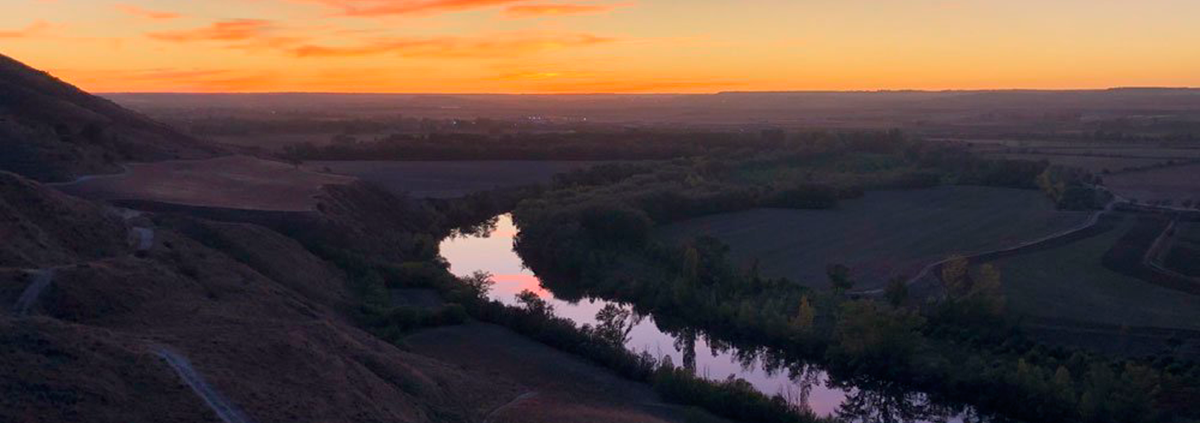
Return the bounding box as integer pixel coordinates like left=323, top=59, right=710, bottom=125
left=440, top=214, right=986, bottom=422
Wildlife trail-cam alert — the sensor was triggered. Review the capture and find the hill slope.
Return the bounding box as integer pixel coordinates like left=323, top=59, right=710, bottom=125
left=0, top=53, right=221, bottom=182
left=0, top=171, right=517, bottom=423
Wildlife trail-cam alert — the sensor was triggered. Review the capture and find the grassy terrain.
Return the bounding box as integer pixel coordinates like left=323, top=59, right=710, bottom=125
left=305, top=160, right=605, bottom=198
left=405, top=323, right=725, bottom=423
left=654, top=186, right=1089, bottom=290
left=1106, top=163, right=1200, bottom=205
left=978, top=213, right=1200, bottom=331
left=58, top=155, right=352, bottom=211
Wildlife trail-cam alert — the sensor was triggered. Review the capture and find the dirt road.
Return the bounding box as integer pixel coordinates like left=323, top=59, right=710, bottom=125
left=155, top=347, right=254, bottom=423
left=13, top=268, right=55, bottom=317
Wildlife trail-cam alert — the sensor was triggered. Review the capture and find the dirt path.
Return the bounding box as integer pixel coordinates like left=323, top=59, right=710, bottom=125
left=1142, top=218, right=1199, bottom=284
left=45, top=164, right=130, bottom=187
left=13, top=268, right=55, bottom=317
left=132, top=227, right=155, bottom=251
left=155, top=347, right=253, bottom=423
left=857, top=197, right=1119, bottom=295
left=483, top=391, right=539, bottom=423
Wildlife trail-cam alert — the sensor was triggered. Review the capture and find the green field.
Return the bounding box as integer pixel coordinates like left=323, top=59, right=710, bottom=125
left=978, top=214, right=1200, bottom=331
left=654, top=186, right=1089, bottom=290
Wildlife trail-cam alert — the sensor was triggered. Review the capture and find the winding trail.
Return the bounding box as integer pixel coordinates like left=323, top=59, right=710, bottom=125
left=154, top=347, right=253, bottom=423
left=13, top=269, right=55, bottom=317
left=857, top=196, right=1120, bottom=296
left=482, top=391, right=538, bottom=423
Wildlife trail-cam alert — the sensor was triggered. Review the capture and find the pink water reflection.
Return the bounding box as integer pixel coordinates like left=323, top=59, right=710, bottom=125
left=440, top=214, right=885, bottom=418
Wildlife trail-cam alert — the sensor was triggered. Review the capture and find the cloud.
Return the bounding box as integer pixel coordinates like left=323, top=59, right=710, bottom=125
left=144, top=19, right=307, bottom=52
left=115, top=3, right=182, bottom=20
left=305, top=0, right=531, bottom=17
left=146, top=19, right=271, bottom=42
left=501, top=2, right=627, bottom=18
left=0, top=20, right=51, bottom=39
left=291, top=32, right=614, bottom=58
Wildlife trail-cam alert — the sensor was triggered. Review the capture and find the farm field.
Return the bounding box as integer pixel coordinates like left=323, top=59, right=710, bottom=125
left=654, top=186, right=1090, bottom=290
left=57, top=155, right=352, bottom=211
left=1105, top=163, right=1200, bottom=205
left=982, top=153, right=1167, bottom=174
left=1164, top=221, right=1200, bottom=277
left=305, top=160, right=605, bottom=198
left=976, top=213, right=1200, bottom=331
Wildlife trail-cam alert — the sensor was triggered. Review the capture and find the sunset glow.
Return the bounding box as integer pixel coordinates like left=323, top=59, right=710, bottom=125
left=5, top=0, right=1200, bottom=93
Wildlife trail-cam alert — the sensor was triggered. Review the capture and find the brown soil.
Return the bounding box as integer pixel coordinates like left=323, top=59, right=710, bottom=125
left=58, top=156, right=353, bottom=212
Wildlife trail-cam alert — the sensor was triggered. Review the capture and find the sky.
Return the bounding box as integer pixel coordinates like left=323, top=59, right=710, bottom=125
left=3, top=0, right=1200, bottom=93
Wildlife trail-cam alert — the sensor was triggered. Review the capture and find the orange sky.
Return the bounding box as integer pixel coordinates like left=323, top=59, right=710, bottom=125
left=3, top=0, right=1200, bottom=93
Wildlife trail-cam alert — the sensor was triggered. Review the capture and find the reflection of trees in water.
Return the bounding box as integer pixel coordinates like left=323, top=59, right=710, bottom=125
left=831, top=377, right=990, bottom=423
left=539, top=272, right=991, bottom=423
left=659, top=324, right=989, bottom=423
left=673, top=328, right=698, bottom=373
left=594, top=303, right=643, bottom=347
left=449, top=215, right=499, bottom=238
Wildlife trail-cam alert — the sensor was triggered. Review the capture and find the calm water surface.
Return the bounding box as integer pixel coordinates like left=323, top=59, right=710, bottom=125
left=440, top=214, right=984, bottom=422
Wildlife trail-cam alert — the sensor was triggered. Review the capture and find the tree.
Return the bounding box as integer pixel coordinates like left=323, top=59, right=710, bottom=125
left=1053, top=365, right=1076, bottom=405
left=830, top=300, right=925, bottom=374
left=827, top=264, right=854, bottom=294
left=460, top=271, right=495, bottom=300
left=972, top=263, right=1006, bottom=314
left=884, top=276, right=909, bottom=307
left=594, top=304, right=642, bottom=347
left=940, top=255, right=970, bottom=298
left=516, top=290, right=554, bottom=316
left=790, top=296, right=815, bottom=333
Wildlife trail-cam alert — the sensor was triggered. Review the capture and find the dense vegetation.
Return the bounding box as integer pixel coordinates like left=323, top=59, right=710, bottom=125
left=286, top=130, right=817, bottom=161
left=507, top=132, right=1199, bottom=423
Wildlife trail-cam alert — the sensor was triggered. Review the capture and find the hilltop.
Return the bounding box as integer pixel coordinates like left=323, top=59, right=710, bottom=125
left=0, top=53, right=221, bottom=182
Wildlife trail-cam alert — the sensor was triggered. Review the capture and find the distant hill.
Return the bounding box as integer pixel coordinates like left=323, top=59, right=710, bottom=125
left=0, top=53, right=221, bottom=182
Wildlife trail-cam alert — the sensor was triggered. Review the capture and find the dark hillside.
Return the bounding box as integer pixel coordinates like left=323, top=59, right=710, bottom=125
left=0, top=53, right=221, bottom=182
left=0, top=172, right=517, bottom=423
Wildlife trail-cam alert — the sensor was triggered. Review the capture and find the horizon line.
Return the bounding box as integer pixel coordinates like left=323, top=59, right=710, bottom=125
left=96, top=87, right=1200, bottom=96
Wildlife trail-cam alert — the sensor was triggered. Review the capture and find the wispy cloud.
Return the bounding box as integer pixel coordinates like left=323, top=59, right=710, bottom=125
left=146, top=19, right=271, bottom=42
left=501, top=2, right=627, bottom=18
left=305, top=0, right=530, bottom=17
left=115, top=3, right=182, bottom=20
left=0, top=20, right=51, bottom=39
left=291, top=31, right=615, bottom=58
left=145, top=19, right=308, bottom=52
